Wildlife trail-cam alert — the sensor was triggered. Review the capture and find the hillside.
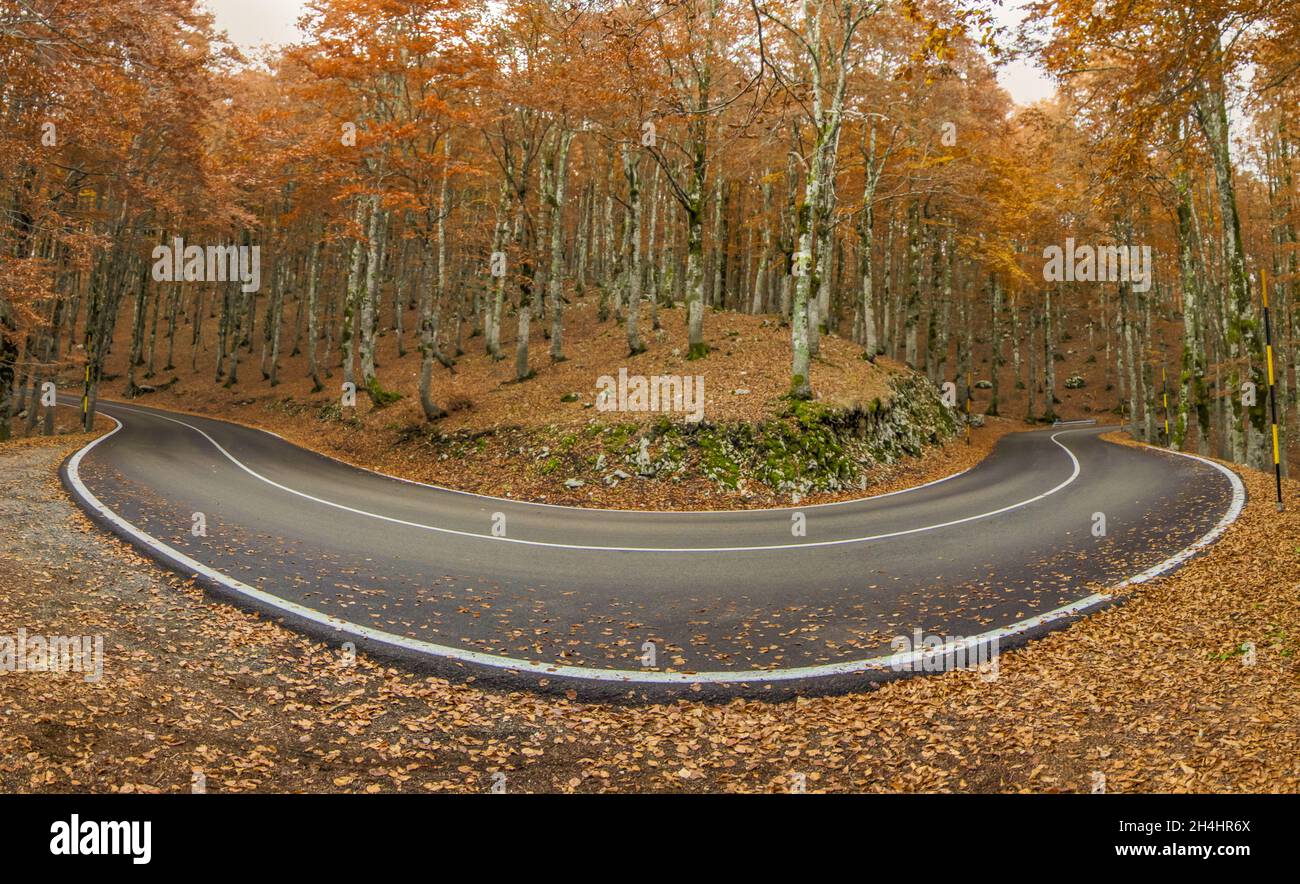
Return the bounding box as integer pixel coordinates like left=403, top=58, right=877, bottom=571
left=64, top=297, right=990, bottom=509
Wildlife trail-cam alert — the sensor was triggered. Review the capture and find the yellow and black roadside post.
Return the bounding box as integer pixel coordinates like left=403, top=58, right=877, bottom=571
left=82, top=361, right=91, bottom=428
left=1262, top=270, right=1283, bottom=511
left=1161, top=364, right=1169, bottom=445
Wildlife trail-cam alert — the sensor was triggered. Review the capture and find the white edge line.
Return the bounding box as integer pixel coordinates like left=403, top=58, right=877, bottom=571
left=63, top=414, right=1245, bottom=685
left=67, top=401, right=1083, bottom=552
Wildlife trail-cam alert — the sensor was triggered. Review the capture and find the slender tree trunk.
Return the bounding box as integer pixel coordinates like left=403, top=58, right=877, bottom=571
left=305, top=239, right=323, bottom=392
left=988, top=275, right=1003, bottom=416
left=753, top=171, right=772, bottom=316
left=164, top=281, right=179, bottom=370
left=1121, top=277, right=1141, bottom=437
left=393, top=234, right=410, bottom=357
left=419, top=139, right=455, bottom=420
left=856, top=119, right=894, bottom=353
left=125, top=264, right=150, bottom=397
left=547, top=129, right=573, bottom=362
left=575, top=181, right=591, bottom=294
left=1042, top=287, right=1057, bottom=421
left=903, top=200, right=921, bottom=367
left=486, top=185, right=509, bottom=358
left=341, top=198, right=367, bottom=402
left=956, top=279, right=972, bottom=411
left=623, top=144, right=645, bottom=356
left=360, top=195, right=385, bottom=402
left=790, top=165, right=817, bottom=399
left=267, top=259, right=286, bottom=386
left=225, top=282, right=247, bottom=388
left=144, top=274, right=162, bottom=378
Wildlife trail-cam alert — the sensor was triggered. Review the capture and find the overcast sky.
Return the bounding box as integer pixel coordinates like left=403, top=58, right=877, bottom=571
left=204, top=0, right=304, bottom=51
left=202, top=0, right=1057, bottom=106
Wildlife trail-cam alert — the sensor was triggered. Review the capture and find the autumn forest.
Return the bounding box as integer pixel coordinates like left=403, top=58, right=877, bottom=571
left=3, top=0, right=1300, bottom=472
left=10, top=0, right=1300, bottom=809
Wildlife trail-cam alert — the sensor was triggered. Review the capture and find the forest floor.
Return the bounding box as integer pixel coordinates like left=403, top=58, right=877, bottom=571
left=1, top=429, right=1297, bottom=793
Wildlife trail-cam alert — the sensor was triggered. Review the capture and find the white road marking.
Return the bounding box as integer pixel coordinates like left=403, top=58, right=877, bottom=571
left=80, top=398, right=974, bottom=513
left=62, top=412, right=1246, bottom=685
left=73, top=401, right=1084, bottom=552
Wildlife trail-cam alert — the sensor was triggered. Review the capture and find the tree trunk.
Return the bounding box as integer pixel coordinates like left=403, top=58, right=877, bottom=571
left=547, top=129, right=573, bottom=362
left=1042, top=287, right=1057, bottom=421
left=360, top=195, right=385, bottom=403
left=903, top=200, right=921, bottom=367
left=486, top=185, right=510, bottom=358
left=305, top=239, right=323, bottom=392
left=987, top=274, right=1003, bottom=416
left=1195, top=71, right=1265, bottom=466
left=341, top=198, right=367, bottom=401
left=623, top=144, right=645, bottom=356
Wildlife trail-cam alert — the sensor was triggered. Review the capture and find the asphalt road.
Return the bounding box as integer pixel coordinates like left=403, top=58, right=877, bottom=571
left=60, top=397, right=1244, bottom=700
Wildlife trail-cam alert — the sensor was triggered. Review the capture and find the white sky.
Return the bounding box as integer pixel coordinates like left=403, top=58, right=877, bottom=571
left=203, top=0, right=306, bottom=52
left=989, top=1, right=1057, bottom=106
left=202, top=0, right=1057, bottom=105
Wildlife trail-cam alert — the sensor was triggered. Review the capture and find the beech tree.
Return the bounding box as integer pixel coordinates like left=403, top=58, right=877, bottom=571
left=4, top=0, right=1297, bottom=476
